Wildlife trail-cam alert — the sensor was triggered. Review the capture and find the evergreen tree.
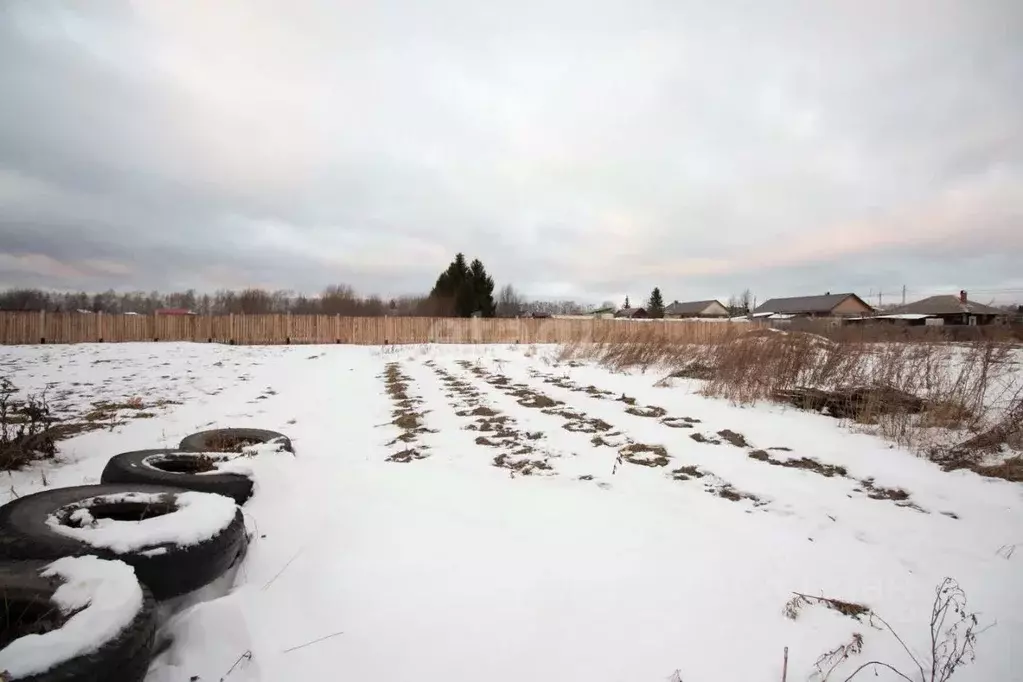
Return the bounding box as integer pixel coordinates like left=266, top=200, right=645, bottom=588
left=428, top=253, right=497, bottom=317
left=469, top=258, right=496, bottom=317
left=624, top=296, right=631, bottom=309
left=647, top=287, right=665, bottom=318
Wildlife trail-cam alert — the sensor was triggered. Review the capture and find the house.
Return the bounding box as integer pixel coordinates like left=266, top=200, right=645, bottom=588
left=615, top=307, right=649, bottom=319
left=664, top=299, right=729, bottom=319
left=886, top=291, right=1008, bottom=326
left=590, top=306, right=617, bottom=319
left=752, top=292, right=872, bottom=319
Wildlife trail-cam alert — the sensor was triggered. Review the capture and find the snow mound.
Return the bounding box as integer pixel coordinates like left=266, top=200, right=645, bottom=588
left=0, top=556, right=144, bottom=678
left=46, top=491, right=238, bottom=554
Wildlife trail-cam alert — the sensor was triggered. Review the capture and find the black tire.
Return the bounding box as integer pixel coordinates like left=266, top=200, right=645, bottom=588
left=0, top=485, right=247, bottom=601
left=0, top=558, right=157, bottom=682
left=100, top=449, right=254, bottom=505
left=178, top=428, right=293, bottom=454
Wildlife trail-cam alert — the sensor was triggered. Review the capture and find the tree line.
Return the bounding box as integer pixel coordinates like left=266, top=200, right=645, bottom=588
left=0, top=253, right=591, bottom=317
left=0, top=253, right=777, bottom=318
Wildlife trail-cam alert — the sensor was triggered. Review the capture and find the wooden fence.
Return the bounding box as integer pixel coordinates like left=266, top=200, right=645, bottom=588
left=0, top=312, right=753, bottom=346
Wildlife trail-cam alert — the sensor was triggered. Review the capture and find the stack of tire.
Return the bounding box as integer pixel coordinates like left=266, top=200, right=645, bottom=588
left=0, top=428, right=292, bottom=682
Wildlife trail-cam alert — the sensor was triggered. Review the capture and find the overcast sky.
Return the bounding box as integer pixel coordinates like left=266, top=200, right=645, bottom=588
left=1, top=1, right=1021, bottom=306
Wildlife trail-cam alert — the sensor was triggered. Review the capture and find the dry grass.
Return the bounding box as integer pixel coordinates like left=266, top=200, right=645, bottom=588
left=561, top=326, right=1023, bottom=471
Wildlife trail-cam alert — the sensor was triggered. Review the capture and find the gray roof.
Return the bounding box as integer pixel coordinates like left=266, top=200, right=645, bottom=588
left=753, top=293, right=869, bottom=315
left=664, top=299, right=727, bottom=315
left=890, top=295, right=1006, bottom=317
left=615, top=307, right=647, bottom=318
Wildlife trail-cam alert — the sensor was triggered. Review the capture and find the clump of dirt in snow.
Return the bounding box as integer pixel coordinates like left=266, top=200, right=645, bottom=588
left=512, top=390, right=560, bottom=409
left=716, top=429, right=750, bottom=448
left=712, top=484, right=765, bottom=506
left=748, top=450, right=848, bottom=478
left=784, top=593, right=871, bottom=622
left=619, top=443, right=670, bottom=467
left=387, top=448, right=429, bottom=463
left=660, top=416, right=700, bottom=429
left=492, top=453, right=553, bottom=476
left=671, top=465, right=707, bottom=481
left=625, top=405, right=668, bottom=419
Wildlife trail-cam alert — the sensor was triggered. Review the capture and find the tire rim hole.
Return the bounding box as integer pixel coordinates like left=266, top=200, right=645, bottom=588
left=63, top=501, right=177, bottom=526
left=150, top=455, right=217, bottom=473
left=203, top=435, right=262, bottom=452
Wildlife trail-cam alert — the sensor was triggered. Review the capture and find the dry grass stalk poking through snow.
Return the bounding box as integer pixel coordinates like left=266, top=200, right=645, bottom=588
left=783, top=579, right=983, bottom=682
left=0, top=377, right=58, bottom=470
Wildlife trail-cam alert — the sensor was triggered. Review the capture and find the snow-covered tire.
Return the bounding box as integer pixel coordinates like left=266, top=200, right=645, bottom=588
left=178, top=428, right=293, bottom=454
left=0, top=485, right=247, bottom=601
left=0, top=557, right=157, bottom=682
left=100, top=449, right=254, bottom=505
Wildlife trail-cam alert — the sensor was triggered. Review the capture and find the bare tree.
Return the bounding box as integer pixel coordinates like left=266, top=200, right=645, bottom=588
left=496, top=284, right=524, bottom=317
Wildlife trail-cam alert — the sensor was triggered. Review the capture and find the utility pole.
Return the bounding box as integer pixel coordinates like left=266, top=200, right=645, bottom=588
left=902, top=285, right=906, bottom=305
left=878, top=290, right=882, bottom=308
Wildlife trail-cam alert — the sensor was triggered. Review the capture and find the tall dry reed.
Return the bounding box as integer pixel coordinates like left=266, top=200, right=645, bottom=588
left=560, top=326, right=1023, bottom=461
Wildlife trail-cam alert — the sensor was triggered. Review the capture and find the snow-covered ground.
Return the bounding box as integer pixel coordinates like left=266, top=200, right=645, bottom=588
left=1, top=342, right=1021, bottom=682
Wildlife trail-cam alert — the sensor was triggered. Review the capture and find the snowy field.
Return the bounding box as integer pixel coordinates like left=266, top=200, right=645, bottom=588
left=1, top=342, right=1021, bottom=682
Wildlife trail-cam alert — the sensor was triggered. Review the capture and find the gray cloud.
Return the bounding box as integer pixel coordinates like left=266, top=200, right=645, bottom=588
left=1, top=0, right=1022, bottom=305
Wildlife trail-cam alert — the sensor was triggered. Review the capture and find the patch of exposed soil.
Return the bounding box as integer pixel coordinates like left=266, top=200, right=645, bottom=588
left=857, top=477, right=909, bottom=501
left=748, top=450, right=848, bottom=478
left=493, top=453, right=553, bottom=476
left=387, top=448, right=428, bottom=463
left=671, top=465, right=707, bottom=481
left=712, top=484, right=765, bottom=505
left=717, top=429, right=750, bottom=448
left=625, top=405, right=668, bottom=419
left=785, top=593, right=871, bottom=622
left=562, top=417, right=613, bottom=434
left=456, top=405, right=499, bottom=417
left=513, top=391, right=561, bottom=409
left=619, top=442, right=670, bottom=467
left=689, top=433, right=721, bottom=445
left=661, top=416, right=700, bottom=428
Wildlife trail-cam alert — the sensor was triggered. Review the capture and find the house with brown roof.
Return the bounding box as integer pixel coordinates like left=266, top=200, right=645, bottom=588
left=752, top=292, right=872, bottom=319
left=615, top=307, right=649, bottom=319
left=886, top=291, right=1008, bottom=326
left=664, top=299, right=729, bottom=319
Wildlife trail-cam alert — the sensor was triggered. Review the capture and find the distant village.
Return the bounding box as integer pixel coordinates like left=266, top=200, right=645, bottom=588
left=547, top=290, right=1023, bottom=328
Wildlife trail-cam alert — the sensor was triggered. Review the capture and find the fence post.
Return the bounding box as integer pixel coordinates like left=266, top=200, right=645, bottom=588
left=229, top=313, right=235, bottom=344
left=39, top=309, right=45, bottom=343
left=97, top=310, right=104, bottom=342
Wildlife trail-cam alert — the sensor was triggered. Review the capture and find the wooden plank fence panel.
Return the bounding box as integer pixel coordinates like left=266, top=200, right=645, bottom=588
left=0, top=312, right=757, bottom=346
